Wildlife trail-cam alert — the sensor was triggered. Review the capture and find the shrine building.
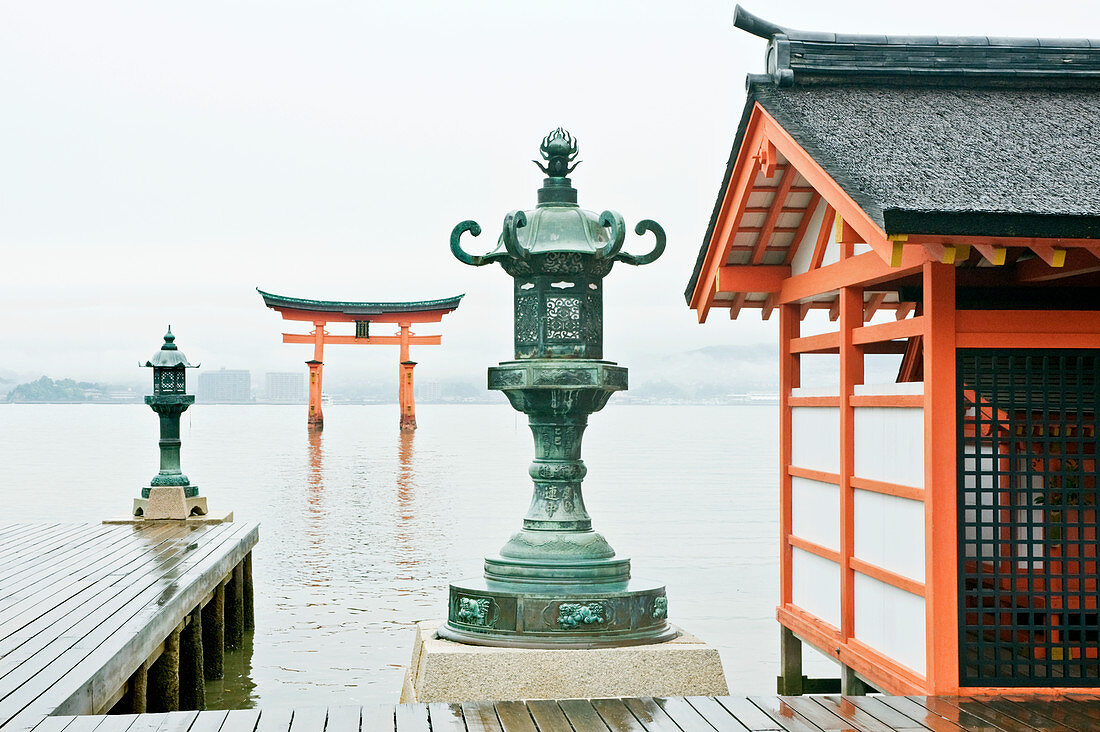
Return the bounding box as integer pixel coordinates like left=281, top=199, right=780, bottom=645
left=259, top=289, right=462, bottom=430
left=686, top=8, right=1100, bottom=695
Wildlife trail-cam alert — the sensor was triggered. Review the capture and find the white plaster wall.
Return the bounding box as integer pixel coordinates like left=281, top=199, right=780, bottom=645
left=792, top=407, right=840, bottom=474
left=853, top=490, right=925, bottom=581
left=789, top=198, right=829, bottom=276
left=792, top=548, right=841, bottom=629
left=854, top=383, right=924, bottom=396
left=854, top=573, right=927, bottom=676
left=854, top=407, right=924, bottom=488
left=792, top=477, right=840, bottom=552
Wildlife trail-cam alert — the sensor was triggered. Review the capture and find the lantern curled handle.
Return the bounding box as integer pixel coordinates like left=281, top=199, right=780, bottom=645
left=595, top=210, right=626, bottom=260
left=450, top=220, right=489, bottom=266
left=502, top=210, right=528, bottom=260
left=614, top=219, right=666, bottom=266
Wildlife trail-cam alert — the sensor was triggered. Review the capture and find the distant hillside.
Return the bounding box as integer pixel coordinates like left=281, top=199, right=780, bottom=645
left=5, top=376, right=142, bottom=403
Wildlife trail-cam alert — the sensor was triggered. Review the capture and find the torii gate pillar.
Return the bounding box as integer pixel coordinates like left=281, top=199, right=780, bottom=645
left=306, top=359, right=324, bottom=428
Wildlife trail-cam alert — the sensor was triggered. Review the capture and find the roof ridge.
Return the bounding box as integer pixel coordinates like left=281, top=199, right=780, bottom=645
left=734, top=5, right=1100, bottom=87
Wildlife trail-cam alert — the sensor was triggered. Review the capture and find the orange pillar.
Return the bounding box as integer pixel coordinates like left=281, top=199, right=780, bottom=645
left=307, top=321, right=325, bottom=428
left=398, top=324, right=416, bottom=430
left=838, top=285, right=864, bottom=693
left=922, top=261, right=958, bottom=693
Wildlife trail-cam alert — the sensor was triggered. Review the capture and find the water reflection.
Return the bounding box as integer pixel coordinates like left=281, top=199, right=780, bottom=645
left=304, top=427, right=329, bottom=588
left=205, top=625, right=258, bottom=709
left=395, top=430, right=419, bottom=576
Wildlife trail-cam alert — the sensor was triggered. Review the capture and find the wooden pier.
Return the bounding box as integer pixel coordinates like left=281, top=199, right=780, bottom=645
left=29, top=694, right=1100, bottom=731
left=0, top=521, right=259, bottom=732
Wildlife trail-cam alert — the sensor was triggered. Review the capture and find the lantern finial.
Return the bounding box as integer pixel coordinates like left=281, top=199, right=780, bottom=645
left=533, top=127, right=580, bottom=177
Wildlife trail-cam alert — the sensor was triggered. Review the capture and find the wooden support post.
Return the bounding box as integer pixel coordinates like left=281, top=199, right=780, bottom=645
left=398, top=324, right=417, bottom=431
left=226, top=564, right=245, bottom=651
left=127, top=662, right=148, bottom=713
left=841, top=664, right=867, bottom=696
left=243, top=551, right=255, bottom=631
left=779, top=304, right=800, bottom=612
left=202, top=582, right=225, bottom=680
left=839, top=286, right=864, bottom=648
left=179, top=607, right=205, bottom=711
left=147, top=628, right=181, bottom=712
left=923, top=261, right=959, bottom=693
left=778, top=626, right=804, bottom=695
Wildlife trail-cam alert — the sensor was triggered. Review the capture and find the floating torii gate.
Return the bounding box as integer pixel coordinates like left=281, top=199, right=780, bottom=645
left=258, top=289, right=463, bottom=430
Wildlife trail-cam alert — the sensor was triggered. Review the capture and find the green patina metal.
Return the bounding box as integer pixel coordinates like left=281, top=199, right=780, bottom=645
left=442, top=129, right=675, bottom=648
left=136, top=329, right=201, bottom=510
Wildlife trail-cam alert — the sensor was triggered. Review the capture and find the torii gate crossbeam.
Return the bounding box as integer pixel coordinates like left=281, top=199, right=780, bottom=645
left=258, top=289, right=463, bottom=430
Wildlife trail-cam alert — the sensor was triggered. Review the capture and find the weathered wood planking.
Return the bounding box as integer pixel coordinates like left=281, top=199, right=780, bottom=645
left=0, top=522, right=259, bottom=732
left=31, top=696, right=1100, bottom=731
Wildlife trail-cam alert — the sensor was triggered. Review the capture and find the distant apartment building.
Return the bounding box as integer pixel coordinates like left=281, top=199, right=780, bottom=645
left=415, top=380, right=442, bottom=402
left=264, top=372, right=306, bottom=403
left=195, top=369, right=251, bottom=403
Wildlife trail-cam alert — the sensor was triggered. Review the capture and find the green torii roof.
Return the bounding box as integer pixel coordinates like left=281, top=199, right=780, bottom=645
left=257, top=288, right=464, bottom=316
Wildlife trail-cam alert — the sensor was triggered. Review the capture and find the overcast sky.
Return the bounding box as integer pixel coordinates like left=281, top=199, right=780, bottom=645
left=2, top=1, right=1097, bottom=386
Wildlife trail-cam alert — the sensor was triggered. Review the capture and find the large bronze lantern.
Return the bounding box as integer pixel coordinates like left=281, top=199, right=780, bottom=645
left=443, top=129, right=673, bottom=647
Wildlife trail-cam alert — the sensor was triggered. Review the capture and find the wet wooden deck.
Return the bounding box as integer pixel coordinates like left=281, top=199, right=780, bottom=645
left=29, top=694, right=1100, bottom=732
left=0, top=521, right=259, bottom=732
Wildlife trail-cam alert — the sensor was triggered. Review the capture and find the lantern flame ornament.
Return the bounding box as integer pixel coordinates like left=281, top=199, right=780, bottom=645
left=133, top=328, right=208, bottom=519
left=443, top=130, right=674, bottom=647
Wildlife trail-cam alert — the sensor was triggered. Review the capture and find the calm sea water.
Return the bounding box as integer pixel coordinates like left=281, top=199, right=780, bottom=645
left=0, top=402, right=833, bottom=708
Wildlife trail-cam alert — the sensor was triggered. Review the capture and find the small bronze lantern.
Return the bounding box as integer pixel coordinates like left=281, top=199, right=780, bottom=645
left=443, top=129, right=673, bottom=647
left=133, top=328, right=207, bottom=519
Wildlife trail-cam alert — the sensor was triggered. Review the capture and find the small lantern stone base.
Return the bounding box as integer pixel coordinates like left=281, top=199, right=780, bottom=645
left=400, top=621, right=728, bottom=703
left=132, top=486, right=208, bottom=519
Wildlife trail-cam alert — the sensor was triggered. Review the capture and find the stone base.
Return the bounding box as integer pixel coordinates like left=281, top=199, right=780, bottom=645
left=400, top=620, right=728, bottom=703
left=132, top=487, right=209, bottom=520
left=103, top=511, right=233, bottom=525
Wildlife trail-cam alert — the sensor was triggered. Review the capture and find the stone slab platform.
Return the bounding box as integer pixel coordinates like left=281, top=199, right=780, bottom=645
left=400, top=621, right=728, bottom=704
left=34, top=694, right=1100, bottom=731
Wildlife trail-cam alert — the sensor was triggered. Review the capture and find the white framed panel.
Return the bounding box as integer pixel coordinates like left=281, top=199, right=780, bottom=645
left=789, top=198, right=829, bottom=276
left=853, top=490, right=925, bottom=581
left=792, top=548, right=841, bottom=629
left=792, top=407, right=840, bottom=474
left=854, top=407, right=924, bottom=487
left=792, top=477, right=840, bottom=551
left=854, top=573, right=927, bottom=676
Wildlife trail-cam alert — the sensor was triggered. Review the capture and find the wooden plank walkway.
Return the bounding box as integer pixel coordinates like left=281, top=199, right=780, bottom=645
left=31, top=695, right=1100, bottom=732
left=0, top=522, right=259, bottom=732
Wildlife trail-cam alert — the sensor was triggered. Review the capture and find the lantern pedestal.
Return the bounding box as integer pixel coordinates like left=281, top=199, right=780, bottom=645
left=132, top=488, right=208, bottom=520
left=402, top=621, right=727, bottom=703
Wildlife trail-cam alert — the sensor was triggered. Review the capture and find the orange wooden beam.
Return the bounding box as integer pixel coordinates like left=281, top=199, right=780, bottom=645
left=923, top=261, right=958, bottom=693
left=852, top=315, right=925, bottom=345
left=779, top=249, right=927, bottom=306
left=751, top=165, right=797, bottom=264
left=850, top=475, right=924, bottom=502
left=895, top=302, right=916, bottom=320
left=728, top=292, right=747, bottom=319
left=779, top=304, right=799, bottom=610
left=1016, top=247, right=1100, bottom=282
left=809, top=204, right=835, bottom=271
left=1028, top=245, right=1066, bottom=267
left=761, top=293, right=778, bottom=321
left=716, top=265, right=790, bottom=294
left=838, top=285, right=863, bottom=649
left=789, top=331, right=839, bottom=354
left=283, top=334, right=442, bottom=346
left=863, top=292, right=887, bottom=322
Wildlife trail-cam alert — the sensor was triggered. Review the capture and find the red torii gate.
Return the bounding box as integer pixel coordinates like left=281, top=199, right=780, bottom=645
left=258, top=289, right=463, bottom=430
